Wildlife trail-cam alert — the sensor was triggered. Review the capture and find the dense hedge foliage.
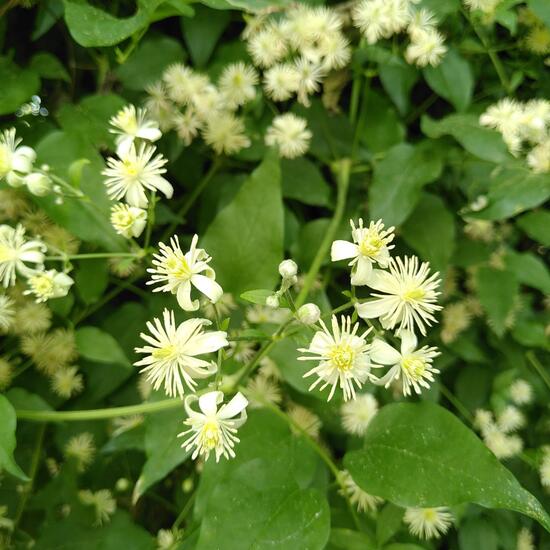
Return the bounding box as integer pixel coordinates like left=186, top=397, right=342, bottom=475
left=0, top=0, right=549, bottom=549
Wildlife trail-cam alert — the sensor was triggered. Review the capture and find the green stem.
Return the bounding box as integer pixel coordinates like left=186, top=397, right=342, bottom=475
left=439, top=384, right=473, bottom=423
left=526, top=351, right=550, bottom=392
left=143, top=191, right=157, bottom=251
left=295, top=159, right=351, bottom=308
left=46, top=252, right=140, bottom=261
left=16, top=398, right=182, bottom=423
left=173, top=490, right=197, bottom=530
left=161, top=158, right=222, bottom=242
left=239, top=387, right=362, bottom=532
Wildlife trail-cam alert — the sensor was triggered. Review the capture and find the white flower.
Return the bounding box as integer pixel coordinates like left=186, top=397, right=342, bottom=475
left=147, top=234, right=223, bottom=311
left=0, top=128, right=36, bottom=186
left=294, top=58, right=324, bottom=106
left=355, top=256, right=442, bottom=336
left=408, top=9, right=438, bottom=40
left=174, top=108, right=202, bottom=146
left=509, top=379, right=533, bottom=405
left=483, top=426, right=523, bottom=459
left=464, top=0, right=502, bottom=15
left=297, top=303, right=321, bottom=325
left=0, top=294, right=15, bottom=331
left=65, top=433, right=96, bottom=471
left=474, top=408, right=494, bottom=432
left=178, top=390, right=248, bottom=461
left=246, top=374, right=282, bottom=409
left=51, top=366, right=83, bottom=399
left=298, top=315, right=372, bottom=402
left=370, top=330, right=440, bottom=396
left=246, top=304, right=290, bottom=325
left=331, top=219, right=395, bottom=286
left=516, top=528, right=535, bottom=550
left=527, top=140, right=550, bottom=173
left=24, top=269, right=74, bottom=303
left=219, top=62, right=258, bottom=109
left=317, top=32, right=351, bottom=70
left=191, top=84, right=224, bottom=121
left=79, top=489, right=116, bottom=525
left=163, top=64, right=209, bottom=106
left=405, top=28, right=447, bottom=67
left=24, top=172, right=52, bottom=196
left=110, top=203, right=147, bottom=239
left=341, top=393, right=378, bottom=436
left=479, top=98, right=523, bottom=152
left=145, top=81, right=177, bottom=132
left=0, top=224, right=46, bottom=287
left=263, top=64, right=300, bottom=102
left=339, top=470, right=382, bottom=513
left=265, top=113, right=312, bottom=159
left=404, top=506, right=453, bottom=539
left=109, top=104, right=162, bottom=157
left=247, top=25, right=287, bottom=68
left=353, top=0, right=410, bottom=44
left=279, top=259, right=298, bottom=279
left=102, top=144, right=173, bottom=208
left=497, top=405, right=525, bottom=433
left=134, top=309, right=228, bottom=398
left=540, top=453, right=550, bottom=488
left=287, top=403, right=322, bottom=438
left=202, top=112, right=250, bottom=155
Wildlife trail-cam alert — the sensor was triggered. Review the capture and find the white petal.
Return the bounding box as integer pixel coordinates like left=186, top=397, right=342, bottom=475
left=186, top=330, right=228, bottom=355
left=177, top=281, right=199, bottom=311
left=218, top=392, right=248, bottom=420
left=150, top=175, right=174, bottom=199
left=351, top=256, right=373, bottom=286
left=331, top=240, right=359, bottom=261
left=356, top=299, right=391, bottom=319
left=192, top=274, right=223, bottom=303
left=198, top=391, right=223, bottom=415
left=370, top=338, right=401, bottom=365
left=115, top=135, right=134, bottom=157
left=137, top=127, right=162, bottom=142
left=399, top=330, right=418, bottom=355
left=367, top=269, right=398, bottom=293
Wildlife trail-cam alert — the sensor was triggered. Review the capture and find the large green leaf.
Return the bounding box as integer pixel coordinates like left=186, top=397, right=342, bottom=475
left=423, top=48, right=473, bottom=112
left=516, top=210, right=550, bottom=246
left=202, top=152, right=284, bottom=295
left=195, top=410, right=329, bottom=549
left=369, top=142, right=443, bottom=227
left=344, top=402, right=550, bottom=532
left=0, top=395, right=29, bottom=481
left=281, top=157, right=332, bottom=207
left=421, top=114, right=511, bottom=164
left=133, top=399, right=189, bottom=502
left=75, top=326, right=130, bottom=366
left=401, top=193, right=455, bottom=271
left=0, top=57, right=40, bottom=115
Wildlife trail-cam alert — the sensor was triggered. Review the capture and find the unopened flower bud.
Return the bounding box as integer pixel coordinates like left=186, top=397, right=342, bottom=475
left=278, top=259, right=298, bottom=279
left=115, top=478, right=130, bottom=492
left=182, top=477, right=194, bottom=493
left=266, top=294, right=280, bottom=308
left=297, top=303, right=321, bottom=325
left=25, top=172, right=52, bottom=196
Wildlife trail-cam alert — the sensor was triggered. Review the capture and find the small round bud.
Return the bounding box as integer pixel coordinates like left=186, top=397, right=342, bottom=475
left=6, top=171, right=25, bottom=188
left=182, top=477, right=194, bottom=493
left=278, top=259, right=298, bottom=279
left=115, top=478, right=130, bottom=492
left=266, top=294, right=279, bottom=308
left=297, top=303, right=321, bottom=325
left=25, top=172, right=52, bottom=196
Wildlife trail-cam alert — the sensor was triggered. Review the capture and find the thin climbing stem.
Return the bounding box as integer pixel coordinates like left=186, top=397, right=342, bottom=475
left=526, top=351, right=550, bottom=392
left=46, top=252, right=140, bottom=261
left=295, top=159, right=351, bottom=308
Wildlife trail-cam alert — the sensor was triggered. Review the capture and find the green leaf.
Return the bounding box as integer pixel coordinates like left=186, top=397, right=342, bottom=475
left=195, top=410, right=329, bottom=549
left=75, top=326, right=130, bottom=366
left=476, top=267, right=519, bottom=336
left=377, top=503, right=404, bottom=546
left=68, top=158, right=91, bottom=188
left=329, top=528, right=377, bottom=549
left=181, top=5, right=231, bottom=67
left=369, top=142, right=443, bottom=227
left=29, top=52, right=70, bottom=82
left=418, top=0, right=460, bottom=17
left=361, top=91, right=405, bottom=153
left=528, top=0, right=550, bottom=28
left=421, top=114, right=511, bottom=163
left=292, top=218, right=331, bottom=270
left=133, top=401, right=189, bottom=503
left=202, top=152, right=284, bottom=296
left=281, top=157, right=332, bottom=207
left=344, top=402, right=550, bottom=532
left=63, top=0, right=163, bottom=47
left=504, top=251, right=550, bottom=294
left=115, top=35, right=186, bottom=90
left=0, top=57, right=40, bottom=115
left=0, top=395, right=29, bottom=481
left=423, top=48, right=473, bottom=112
left=240, top=289, right=277, bottom=305
left=516, top=210, right=550, bottom=246
left=458, top=516, right=499, bottom=550
left=6, top=388, right=52, bottom=412
left=75, top=259, right=109, bottom=304
left=379, top=61, right=419, bottom=115
left=401, top=193, right=455, bottom=271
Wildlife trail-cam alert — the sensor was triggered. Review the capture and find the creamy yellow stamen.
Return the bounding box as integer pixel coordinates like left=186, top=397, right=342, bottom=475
left=402, top=287, right=426, bottom=302
left=330, top=344, right=355, bottom=371
left=359, top=232, right=384, bottom=257
left=152, top=344, right=177, bottom=360
left=401, top=355, right=426, bottom=380
left=200, top=421, right=221, bottom=450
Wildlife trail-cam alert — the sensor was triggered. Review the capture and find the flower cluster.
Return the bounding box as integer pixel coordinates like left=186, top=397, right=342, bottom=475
left=104, top=104, right=173, bottom=239
left=298, top=218, right=442, bottom=402
left=352, top=0, right=447, bottom=66
left=480, top=98, right=550, bottom=172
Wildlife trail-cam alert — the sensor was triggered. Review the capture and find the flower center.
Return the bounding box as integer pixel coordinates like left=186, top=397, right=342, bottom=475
left=359, top=232, right=384, bottom=257
left=165, top=254, right=192, bottom=280
left=401, top=355, right=426, bottom=380
left=31, top=275, right=54, bottom=296
left=402, top=287, right=426, bottom=302
left=200, top=420, right=221, bottom=450
left=113, top=211, right=134, bottom=228
left=152, top=344, right=178, bottom=360
left=117, top=112, right=138, bottom=134
left=122, top=159, right=140, bottom=178
left=330, top=344, right=355, bottom=371
left=0, top=244, right=16, bottom=263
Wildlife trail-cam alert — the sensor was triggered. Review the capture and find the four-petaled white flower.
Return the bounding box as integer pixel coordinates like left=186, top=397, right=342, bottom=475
left=24, top=269, right=74, bottom=303
left=0, top=224, right=46, bottom=288
left=178, top=390, right=248, bottom=462
left=370, top=330, right=440, bottom=396
left=0, top=128, right=36, bottom=187
left=356, top=256, right=441, bottom=336
left=147, top=234, right=223, bottom=311
left=102, top=143, right=173, bottom=208
left=109, top=104, right=162, bottom=157
left=134, top=309, right=228, bottom=398
left=298, top=315, right=372, bottom=401
left=331, top=219, right=395, bottom=286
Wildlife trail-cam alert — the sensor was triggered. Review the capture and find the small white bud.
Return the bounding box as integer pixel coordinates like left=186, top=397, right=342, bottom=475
left=6, top=172, right=25, bottom=188
left=279, top=259, right=298, bottom=279
left=25, top=172, right=52, bottom=196
left=266, top=294, right=280, bottom=308
left=297, top=303, right=321, bottom=325
left=115, top=478, right=130, bottom=492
